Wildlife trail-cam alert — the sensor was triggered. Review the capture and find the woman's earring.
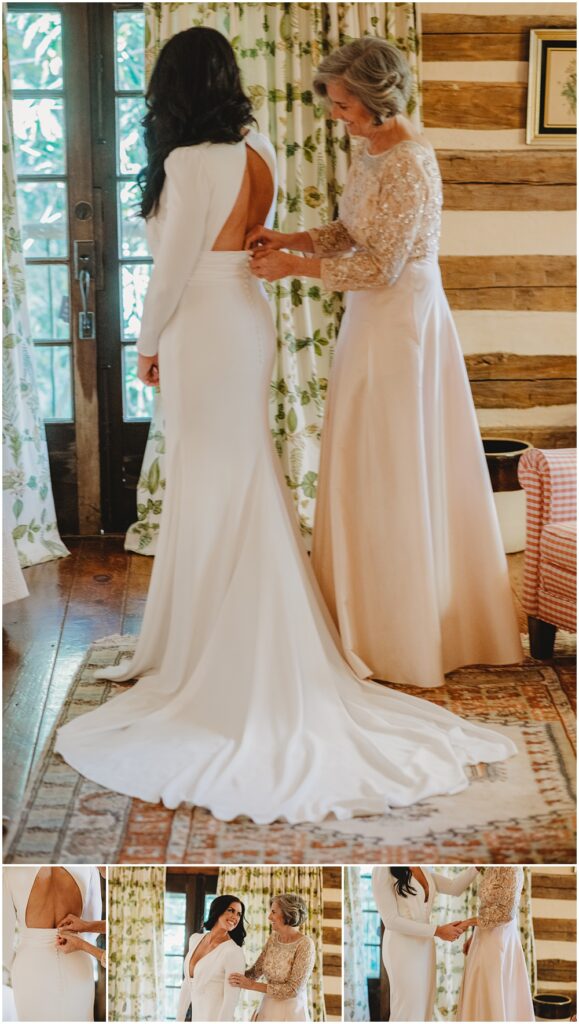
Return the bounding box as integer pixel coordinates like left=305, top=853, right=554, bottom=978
left=373, top=113, right=385, bottom=125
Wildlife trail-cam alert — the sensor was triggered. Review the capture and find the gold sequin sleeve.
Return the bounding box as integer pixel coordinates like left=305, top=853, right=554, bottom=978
left=477, top=867, right=522, bottom=929
left=308, top=220, right=356, bottom=256
left=320, top=147, right=430, bottom=292
left=265, top=935, right=315, bottom=1001
left=244, top=945, right=267, bottom=980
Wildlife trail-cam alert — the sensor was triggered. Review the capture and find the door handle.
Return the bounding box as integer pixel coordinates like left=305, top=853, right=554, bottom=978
left=74, top=240, right=96, bottom=340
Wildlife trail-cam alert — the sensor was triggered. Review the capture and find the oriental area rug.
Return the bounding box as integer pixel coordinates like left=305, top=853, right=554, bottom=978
left=4, top=634, right=576, bottom=865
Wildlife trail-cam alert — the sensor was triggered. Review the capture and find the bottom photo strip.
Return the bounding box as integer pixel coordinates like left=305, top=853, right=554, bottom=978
left=2, top=863, right=576, bottom=1023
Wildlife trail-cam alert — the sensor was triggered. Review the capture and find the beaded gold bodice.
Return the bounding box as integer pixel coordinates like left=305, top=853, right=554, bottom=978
left=309, top=140, right=442, bottom=292
left=477, top=866, right=524, bottom=929
left=245, top=932, right=315, bottom=1000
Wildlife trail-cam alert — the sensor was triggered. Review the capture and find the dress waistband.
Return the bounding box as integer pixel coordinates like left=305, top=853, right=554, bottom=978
left=18, top=927, right=59, bottom=948
left=190, top=250, right=252, bottom=282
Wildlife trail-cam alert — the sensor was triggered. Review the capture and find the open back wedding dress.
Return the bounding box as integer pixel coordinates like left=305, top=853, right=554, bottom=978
left=55, top=130, right=516, bottom=823
left=3, top=866, right=101, bottom=1022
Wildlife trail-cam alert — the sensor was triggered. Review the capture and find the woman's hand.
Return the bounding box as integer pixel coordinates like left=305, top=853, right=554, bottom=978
left=228, top=972, right=253, bottom=990
left=249, top=249, right=296, bottom=282
left=57, top=930, right=85, bottom=954
left=245, top=226, right=291, bottom=252
left=138, top=353, right=159, bottom=387
left=435, top=923, right=464, bottom=941
left=57, top=913, right=86, bottom=932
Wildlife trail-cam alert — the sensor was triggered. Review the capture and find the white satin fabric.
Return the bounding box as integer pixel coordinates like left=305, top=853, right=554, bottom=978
left=457, top=918, right=535, bottom=1022
left=372, top=866, right=478, bottom=1022
left=176, top=933, right=245, bottom=1022
left=55, top=133, right=516, bottom=824
left=3, top=867, right=101, bottom=1022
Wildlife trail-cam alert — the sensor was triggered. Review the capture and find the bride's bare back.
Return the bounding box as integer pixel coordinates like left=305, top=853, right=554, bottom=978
left=25, top=867, right=83, bottom=928
left=212, top=145, right=274, bottom=251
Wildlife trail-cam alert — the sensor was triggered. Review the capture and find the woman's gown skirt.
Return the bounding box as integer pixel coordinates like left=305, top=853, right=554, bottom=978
left=457, top=918, right=535, bottom=1021
left=256, top=992, right=310, bottom=1021
left=55, top=253, right=516, bottom=823
left=383, top=931, right=435, bottom=1022
left=12, top=929, right=94, bottom=1022
left=312, top=259, right=523, bottom=686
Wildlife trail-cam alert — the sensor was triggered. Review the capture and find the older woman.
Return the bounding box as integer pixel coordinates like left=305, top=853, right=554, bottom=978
left=229, top=894, right=315, bottom=1021
left=248, top=36, right=522, bottom=688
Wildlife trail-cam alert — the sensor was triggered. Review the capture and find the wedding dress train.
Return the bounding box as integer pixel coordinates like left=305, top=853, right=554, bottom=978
left=3, top=867, right=101, bottom=1022
left=55, top=130, right=516, bottom=824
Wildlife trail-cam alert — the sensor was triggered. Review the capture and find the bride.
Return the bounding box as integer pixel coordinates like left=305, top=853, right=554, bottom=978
left=55, top=26, right=516, bottom=824
left=457, top=867, right=535, bottom=1022
left=176, top=895, right=246, bottom=1022
left=3, top=866, right=102, bottom=1022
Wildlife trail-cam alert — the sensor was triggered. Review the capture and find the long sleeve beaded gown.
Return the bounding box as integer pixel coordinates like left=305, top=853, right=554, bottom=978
left=246, top=933, right=316, bottom=1021
left=55, top=130, right=516, bottom=824
left=176, top=933, right=245, bottom=1022
left=310, top=140, right=523, bottom=686
left=457, top=867, right=534, bottom=1022
left=372, top=865, right=478, bottom=1022
left=3, top=867, right=101, bottom=1022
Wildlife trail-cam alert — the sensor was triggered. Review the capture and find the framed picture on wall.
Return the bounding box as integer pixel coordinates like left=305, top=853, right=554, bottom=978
left=526, top=29, right=577, bottom=146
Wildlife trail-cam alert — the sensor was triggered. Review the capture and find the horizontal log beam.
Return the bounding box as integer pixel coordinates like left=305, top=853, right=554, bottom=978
left=323, top=952, right=342, bottom=976
left=424, top=82, right=527, bottom=130
left=444, top=183, right=575, bottom=211
left=534, top=918, right=577, bottom=941
left=440, top=256, right=576, bottom=289
left=471, top=379, right=576, bottom=408
left=466, top=354, right=576, bottom=381
left=323, top=867, right=342, bottom=890
left=481, top=426, right=576, bottom=450
left=325, top=994, right=342, bottom=1016
left=447, top=287, right=576, bottom=312
left=537, top=958, right=577, bottom=983
left=323, top=925, right=342, bottom=946
left=424, top=32, right=529, bottom=62
left=324, top=901, right=342, bottom=920
left=437, top=150, right=577, bottom=185
left=533, top=873, right=577, bottom=899
left=422, top=14, right=577, bottom=34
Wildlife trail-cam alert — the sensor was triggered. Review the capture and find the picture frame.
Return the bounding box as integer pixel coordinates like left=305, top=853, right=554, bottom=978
left=526, top=29, right=577, bottom=147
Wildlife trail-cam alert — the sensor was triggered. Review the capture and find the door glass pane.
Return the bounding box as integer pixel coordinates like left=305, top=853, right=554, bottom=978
left=33, top=345, right=73, bottom=421
left=122, top=345, right=154, bottom=422
left=114, top=10, right=146, bottom=93
left=118, top=181, right=148, bottom=257
left=117, top=96, right=147, bottom=175
left=5, top=10, right=63, bottom=91
left=12, top=97, right=66, bottom=175
left=26, top=263, right=70, bottom=340
left=164, top=891, right=186, bottom=1022
left=18, top=180, right=68, bottom=258
left=121, top=263, right=152, bottom=340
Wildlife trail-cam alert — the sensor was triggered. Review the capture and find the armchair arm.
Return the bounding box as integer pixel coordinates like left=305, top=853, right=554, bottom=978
left=517, top=448, right=576, bottom=614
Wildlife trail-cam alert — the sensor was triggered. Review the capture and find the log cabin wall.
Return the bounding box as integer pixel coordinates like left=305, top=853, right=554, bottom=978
left=322, top=866, right=343, bottom=1021
left=419, top=2, right=577, bottom=450
left=530, top=866, right=577, bottom=1005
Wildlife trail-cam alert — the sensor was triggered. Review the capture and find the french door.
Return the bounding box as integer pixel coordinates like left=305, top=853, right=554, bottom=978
left=7, top=1, right=151, bottom=534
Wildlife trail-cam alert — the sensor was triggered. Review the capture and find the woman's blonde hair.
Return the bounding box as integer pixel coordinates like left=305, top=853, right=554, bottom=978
left=313, top=37, right=412, bottom=121
left=273, top=893, right=309, bottom=927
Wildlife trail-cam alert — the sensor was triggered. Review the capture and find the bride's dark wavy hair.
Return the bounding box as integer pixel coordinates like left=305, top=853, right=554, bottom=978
left=138, top=26, right=255, bottom=218
left=204, top=894, right=247, bottom=946
left=390, top=868, right=417, bottom=899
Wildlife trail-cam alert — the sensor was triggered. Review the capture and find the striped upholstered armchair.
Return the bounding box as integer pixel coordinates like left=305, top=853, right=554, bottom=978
left=517, top=448, right=577, bottom=658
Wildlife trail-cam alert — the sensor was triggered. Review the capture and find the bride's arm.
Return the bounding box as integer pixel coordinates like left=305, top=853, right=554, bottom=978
left=175, top=935, right=198, bottom=1021
left=372, top=867, right=436, bottom=939
left=432, top=867, right=479, bottom=897
left=219, top=946, right=246, bottom=1021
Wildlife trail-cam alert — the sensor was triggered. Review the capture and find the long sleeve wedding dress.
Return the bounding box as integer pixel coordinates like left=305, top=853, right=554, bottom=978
left=372, top=865, right=478, bottom=1021
left=176, top=933, right=245, bottom=1022
left=55, top=130, right=516, bottom=824
left=3, top=866, right=101, bottom=1022
left=457, top=866, right=534, bottom=1022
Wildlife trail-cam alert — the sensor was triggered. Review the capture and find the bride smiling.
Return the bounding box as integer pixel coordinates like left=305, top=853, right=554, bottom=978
left=176, top=895, right=246, bottom=1022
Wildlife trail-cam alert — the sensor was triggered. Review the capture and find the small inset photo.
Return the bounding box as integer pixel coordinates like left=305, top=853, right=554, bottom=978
left=107, top=865, right=342, bottom=1022
left=2, top=865, right=107, bottom=1022
left=344, top=865, right=577, bottom=1022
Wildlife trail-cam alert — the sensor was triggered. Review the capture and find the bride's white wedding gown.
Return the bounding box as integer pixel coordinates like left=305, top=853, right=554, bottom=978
left=176, top=933, right=245, bottom=1022
left=55, top=129, right=516, bottom=824
left=3, top=866, right=101, bottom=1022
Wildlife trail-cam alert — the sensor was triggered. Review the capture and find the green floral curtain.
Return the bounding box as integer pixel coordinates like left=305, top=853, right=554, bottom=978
left=108, top=866, right=166, bottom=1023
left=2, top=20, right=68, bottom=568
left=432, top=867, right=536, bottom=1022
left=217, top=865, right=326, bottom=1022
left=126, top=1, right=421, bottom=554
left=343, top=868, right=370, bottom=1022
